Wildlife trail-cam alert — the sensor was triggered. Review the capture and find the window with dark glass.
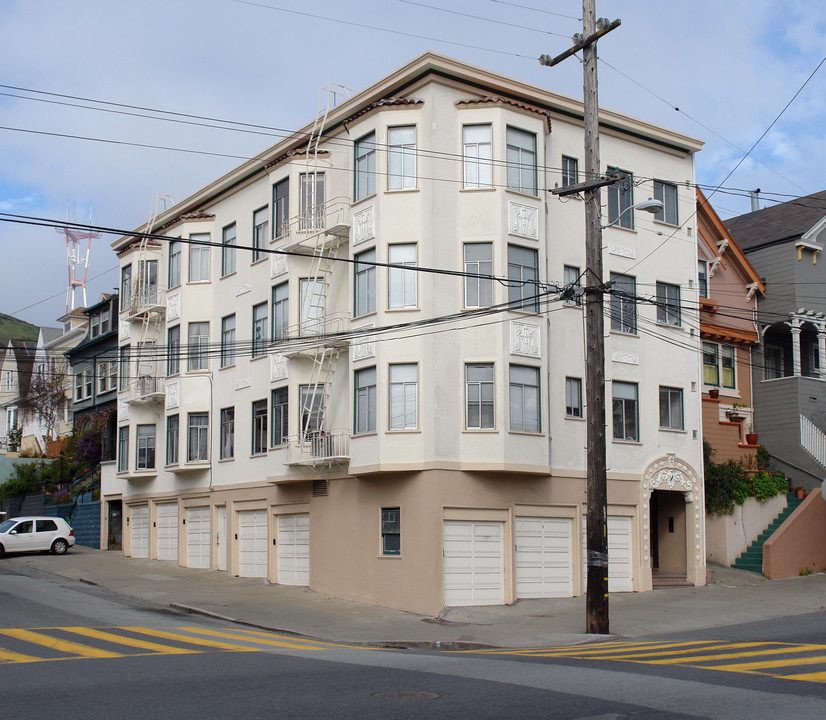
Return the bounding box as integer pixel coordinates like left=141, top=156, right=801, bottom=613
left=607, top=167, right=634, bottom=229
left=273, top=177, right=289, bottom=238
left=271, top=387, right=288, bottom=447
left=222, top=223, right=236, bottom=277
left=381, top=507, right=401, bottom=556
left=252, top=399, right=267, bottom=455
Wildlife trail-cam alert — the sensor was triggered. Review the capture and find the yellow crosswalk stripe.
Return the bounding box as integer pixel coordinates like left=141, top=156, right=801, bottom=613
left=517, top=640, right=718, bottom=657
left=60, top=627, right=200, bottom=655
left=181, top=627, right=327, bottom=650
left=579, top=642, right=774, bottom=661
left=638, top=644, right=826, bottom=665
left=0, top=647, right=47, bottom=664
left=699, top=654, right=826, bottom=673
left=784, top=670, right=826, bottom=682
left=0, top=629, right=124, bottom=659
left=228, top=627, right=368, bottom=650
left=120, top=627, right=263, bottom=652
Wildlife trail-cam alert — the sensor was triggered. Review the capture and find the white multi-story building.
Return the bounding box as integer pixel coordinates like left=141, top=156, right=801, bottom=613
left=104, top=53, right=705, bottom=615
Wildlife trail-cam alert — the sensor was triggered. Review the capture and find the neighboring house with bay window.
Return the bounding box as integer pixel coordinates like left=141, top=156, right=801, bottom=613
left=103, top=52, right=705, bottom=616
left=696, top=188, right=764, bottom=464
left=65, top=294, right=119, bottom=463
left=725, top=190, right=826, bottom=490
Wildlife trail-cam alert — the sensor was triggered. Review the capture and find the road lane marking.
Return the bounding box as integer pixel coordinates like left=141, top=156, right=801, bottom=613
left=60, top=627, right=201, bottom=655
left=178, top=627, right=330, bottom=650
left=0, top=629, right=124, bottom=659
left=120, top=627, right=281, bottom=652
left=0, top=647, right=47, bottom=664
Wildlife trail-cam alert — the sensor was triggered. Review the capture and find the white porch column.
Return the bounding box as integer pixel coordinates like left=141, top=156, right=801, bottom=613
left=791, top=325, right=802, bottom=377
left=818, top=330, right=826, bottom=381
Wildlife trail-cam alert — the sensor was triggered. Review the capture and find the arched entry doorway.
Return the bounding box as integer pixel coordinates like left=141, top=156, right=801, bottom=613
left=641, top=454, right=705, bottom=589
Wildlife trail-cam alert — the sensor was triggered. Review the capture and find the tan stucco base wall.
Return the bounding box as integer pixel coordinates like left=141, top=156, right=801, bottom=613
left=109, top=463, right=706, bottom=616
left=705, top=494, right=787, bottom=566
left=764, top=489, right=826, bottom=577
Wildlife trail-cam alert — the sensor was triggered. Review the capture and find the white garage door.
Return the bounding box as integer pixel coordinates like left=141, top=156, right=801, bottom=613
left=156, top=503, right=178, bottom=562
left=515, top=517, right=573, bottom=599
left=186, top=506, right=211, bottom=569
left=131, top=505, right=149, bottom=559
left=239, top=509, right=268, bottom=578
left=443, top=520, right=504, bottom=607
left=277, top=513, right=309, bottom=585
left=582, top=515, right=634, bottom=593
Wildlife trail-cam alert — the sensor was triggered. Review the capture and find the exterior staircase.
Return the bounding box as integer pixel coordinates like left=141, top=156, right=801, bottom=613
left=652, top=572, right=693, bottom=589
left=732, top=493, right=803, bottom=573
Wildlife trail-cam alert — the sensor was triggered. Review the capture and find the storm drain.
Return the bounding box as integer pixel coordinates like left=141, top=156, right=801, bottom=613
left=372, top=691, right=440, bottom=701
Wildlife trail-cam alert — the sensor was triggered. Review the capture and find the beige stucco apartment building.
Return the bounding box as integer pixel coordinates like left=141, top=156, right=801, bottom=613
left=102, top=53, right=706, bottom=615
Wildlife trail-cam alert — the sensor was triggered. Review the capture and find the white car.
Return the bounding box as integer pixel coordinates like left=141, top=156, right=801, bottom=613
left=0, top=516, right=76, bottom=556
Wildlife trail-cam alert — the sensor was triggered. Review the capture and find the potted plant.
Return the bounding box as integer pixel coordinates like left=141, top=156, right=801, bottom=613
left=727, top=402, right=746, bottom=421
left=796, top=486, right=806, bottom=499
left=745, top=431, right=758, bottom=445
left=708, top=388, right=719, bottom=399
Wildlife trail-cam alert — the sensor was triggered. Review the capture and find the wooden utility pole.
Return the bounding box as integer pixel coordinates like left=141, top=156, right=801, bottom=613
left=542, top=0, right=620, bottom=635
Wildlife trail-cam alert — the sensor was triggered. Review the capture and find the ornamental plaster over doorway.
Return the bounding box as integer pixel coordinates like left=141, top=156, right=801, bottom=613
left=641, top=454, right=705, bottom=587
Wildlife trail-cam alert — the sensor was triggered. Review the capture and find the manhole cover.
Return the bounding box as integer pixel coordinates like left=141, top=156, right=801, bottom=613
left=372, top=691, right=440, bottom=701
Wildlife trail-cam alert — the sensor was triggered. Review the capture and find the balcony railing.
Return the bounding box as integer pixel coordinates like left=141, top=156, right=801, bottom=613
left=287, top=429, right=350, bottom=467
left=278, top=196, right=351, bottom=250
left=126, top=285, right=167, bottom=318
left=282, top=312, right=350, bottom=344
left=125, top=375, right=165, bottom=404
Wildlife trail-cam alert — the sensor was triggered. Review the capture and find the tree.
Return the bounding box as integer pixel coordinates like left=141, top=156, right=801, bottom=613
left=19, top=361, right=68, bottom=441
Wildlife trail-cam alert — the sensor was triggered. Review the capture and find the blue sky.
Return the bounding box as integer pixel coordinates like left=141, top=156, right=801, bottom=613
left=2, top=0, right=826, bottom=325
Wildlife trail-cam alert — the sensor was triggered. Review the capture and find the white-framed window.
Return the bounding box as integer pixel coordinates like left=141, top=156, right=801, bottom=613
left=387, top=125, right=416, bottom=190
left=654, top=180, right=678, bottom=225
left=187, top=412, right=209, bottom=462
left=252, top=399, right=267, bottom=455
left=271, top=387, right=288, bottom=447
left=381, top=507, right=401, bottom=556
left=90, top=312, right=101, bottom=338
left=355, top=248, right=376, bottom=317
left=299, top=172, right=325, bottom=231
left=355, top=366, right=377, bottom=434
left=612, top=381, right=639, bottom=442
left=221, top=223, right=236, bottom=277
left=565, top=377, right=582, bottom=418
left=561, top=155, right=579, bottom=187
left=74, top=371, right=84, bottom=402
left=169, top=239, right=182, bottom=288
left=101, top=305, right=111, bottom=334
left=4, top=370, right=13, bottom=392
left=220, top=407, right=234, bottom=460
left=355, top=131, right=376, bottom=201
left=273, top=177, right=289, bottom=238
left=137, top=259, right=158, bottom=305
left=221, top=315, right=235, bottom=368
left=610, top=272, right=636, bottom=333
left=463, top=124, right=492, bottom=189
left=698, top=259, right=708, bottom=298
left=389, top=363, right=417, bottom=430
left=167, top=325, right=180, bottom=376
left=703, top=342, right=735, bottom=388
left=299, top=278, right=324, bottom=334
left=166, top=415, right=179, bottom=466
left=187, top=322, right=209, bottom=371
left=252, top=206, right=268, bottom=262
left=98, top=360, right=116, bottom=394
left=189, top=234, right=210, bottom=282
left=252, top=302, right=268, bottom=358
left=656, top=281, right=681, bottom=326
left=506, top=126, right=537, bottom=195
left=563, top=265, right=582, bottom=306
left=607, top=167, right=634, bottom=229
left=464, top=243, right=493, bottom=308
left=299, top=384, right=325, bottom=435
left=509, top=365, right=540, bottom=432
left=508, top=245, right=539, bottom=312
left=136, top=424, right=155, bottom=470
left=117, top=426, right=129, bottom=472
left=659, top=386, right=684, bottom=430
left=119, top=345, right=131, bottom=391
left=272, top=282, right=289, bottom=341
left=121, top=265, right=132, bottom=307
left=388, top=244, right=417, bottom=309
left=465, top=363, right=494, bottom=430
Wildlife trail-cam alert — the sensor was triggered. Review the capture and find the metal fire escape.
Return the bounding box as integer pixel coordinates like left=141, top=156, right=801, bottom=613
left=125, top=194, right=173, bottom=405
left=283, top=84, right=352, bottom=467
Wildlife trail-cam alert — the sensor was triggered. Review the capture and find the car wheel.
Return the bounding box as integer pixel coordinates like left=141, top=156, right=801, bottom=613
left=51, top=538, right=69, bottom=555
left=0, top=543, right=4, bottom=557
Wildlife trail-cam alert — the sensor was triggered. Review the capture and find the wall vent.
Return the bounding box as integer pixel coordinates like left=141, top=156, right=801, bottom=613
left=312, top=479, right=328, bottom=497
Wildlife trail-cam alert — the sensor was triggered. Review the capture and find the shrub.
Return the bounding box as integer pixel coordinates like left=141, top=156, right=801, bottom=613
left=704, top=444, right=788, bottom=515
left=749, top=470, right=788, bottom=501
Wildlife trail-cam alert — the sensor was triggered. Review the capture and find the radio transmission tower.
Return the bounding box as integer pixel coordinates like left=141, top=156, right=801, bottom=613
left=56, top=204, right=100, bottom=313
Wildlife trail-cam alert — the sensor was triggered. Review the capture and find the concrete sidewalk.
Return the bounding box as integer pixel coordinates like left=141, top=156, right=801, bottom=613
left=8, top=546, right=826, bottom=648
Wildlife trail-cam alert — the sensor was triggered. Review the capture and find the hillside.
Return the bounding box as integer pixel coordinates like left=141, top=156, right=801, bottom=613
left=0, top=313, right=40, bottom=345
